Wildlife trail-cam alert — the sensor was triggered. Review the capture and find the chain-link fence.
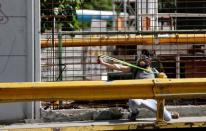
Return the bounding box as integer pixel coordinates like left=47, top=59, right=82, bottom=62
left=41, top=0, right=206, bottom=109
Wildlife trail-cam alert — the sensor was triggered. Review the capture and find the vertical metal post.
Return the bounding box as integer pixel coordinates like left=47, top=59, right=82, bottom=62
left=154, top=0, right=159, bottom=31
left=136, top=0, right=142, bottom=31
left=176, top=54, right=180, bottom=78
left=156, top=98, right=165, bottom=123
left=34, top=0, right=41, bottom=120
left=135, top=0, right=138, bottom=31
left=153, top=0, right=159, bottom=44
left=112, top=0, right=116, bottom=30
left=58, top=32, right=63, bottom=81
left=154, top=79, right=166, bottom=124
left=124, top=0, right=127, bottom=30
left=146, top=0, right=148, bottom=14
left=140, top=0, right=143, bottom=30
left=82, top=47, right=87, bottom=80
left=146, top=0, right=149, bottom=30
left=174, top=0, right=177, bottom=30
left=52, top=0, right=56, bottom=81
left=57, top=32, right=63, bottom=108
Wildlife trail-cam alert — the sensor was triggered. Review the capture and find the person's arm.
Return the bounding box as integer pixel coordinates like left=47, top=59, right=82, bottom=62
left=98, top=57, right=131, bottom=72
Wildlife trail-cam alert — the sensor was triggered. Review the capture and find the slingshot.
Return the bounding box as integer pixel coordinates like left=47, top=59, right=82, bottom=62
left=99, top=54, right=150, bottom=72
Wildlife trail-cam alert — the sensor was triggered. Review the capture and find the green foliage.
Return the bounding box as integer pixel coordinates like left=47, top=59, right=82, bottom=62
left=159, top=0, right=176, bottom=13
left=81, top=0, right=112, bottom=10
left=41, top=0, right=80, bottom=33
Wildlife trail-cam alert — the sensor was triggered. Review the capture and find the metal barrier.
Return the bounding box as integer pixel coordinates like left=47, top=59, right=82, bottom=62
left=0, top=78, right=206, bottom=122
left=41, top=34, right=206, bottom=48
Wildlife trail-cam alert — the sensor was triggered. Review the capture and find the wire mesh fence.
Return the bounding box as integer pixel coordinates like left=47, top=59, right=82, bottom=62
left=41, top=0, right=206, bottom=109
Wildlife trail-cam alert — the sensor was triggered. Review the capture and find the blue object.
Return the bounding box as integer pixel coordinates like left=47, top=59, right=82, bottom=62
left=76, top=10, right=116, bottom=21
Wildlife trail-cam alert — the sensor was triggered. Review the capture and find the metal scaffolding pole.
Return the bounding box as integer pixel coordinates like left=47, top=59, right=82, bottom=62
left=41, top=34, right=206, bottom=47
left=41, top=30, right=206, bottom=36
left=112, top=0, right=116, bottom=30
left=123, top=0, right=127, bottom=30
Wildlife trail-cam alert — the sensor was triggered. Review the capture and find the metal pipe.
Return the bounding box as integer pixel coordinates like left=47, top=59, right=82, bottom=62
left=41, top=34, right=206, bottom=48
left=112, top=0, right=116, bottom=30
left=176, top=54, right=180, bottom=78
left=135, top=0, right=139, bottom=31
left=42, top=13, right=206, bottom=20
left=41, top=30, right=206, bottom=36
left=52, top=1, right=56, bottom=81
left=123, top=0, right=127, bottom=29
left=128, top=13, right=206, bottom=18
left=154, top=0, right=158, bottom=31
left=140, top=0, right=143, bottom=30
left=57, top=32, right=63, bottom=81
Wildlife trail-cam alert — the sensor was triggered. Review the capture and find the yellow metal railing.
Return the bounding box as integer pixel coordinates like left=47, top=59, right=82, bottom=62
left=41, top=34, right=206, bottom=48
left=0, top=78, right=206, bottom=122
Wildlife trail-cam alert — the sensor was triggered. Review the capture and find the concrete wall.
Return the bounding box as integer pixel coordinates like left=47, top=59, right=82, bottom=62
left=0, top=0, right=40, bottom=123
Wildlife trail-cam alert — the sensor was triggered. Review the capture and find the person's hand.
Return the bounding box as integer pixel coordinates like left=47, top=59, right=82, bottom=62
left=97, top=56, right=104, bottom=64
left=97, top=56, right=101, bottom=64
left=158, top=72, right=167, bottom=78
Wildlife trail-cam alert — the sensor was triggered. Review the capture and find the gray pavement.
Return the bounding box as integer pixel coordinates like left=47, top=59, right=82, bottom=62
left=41, top=105, right=206, bottom=122
left=1, top=117, right=206, bottom=130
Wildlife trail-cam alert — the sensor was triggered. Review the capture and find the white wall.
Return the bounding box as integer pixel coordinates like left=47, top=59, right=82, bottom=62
left=0, top=0, right=40, bottom=123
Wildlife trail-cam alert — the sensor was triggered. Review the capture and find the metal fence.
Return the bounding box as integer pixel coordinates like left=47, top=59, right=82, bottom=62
left=41, top=0, right=206, bottom=108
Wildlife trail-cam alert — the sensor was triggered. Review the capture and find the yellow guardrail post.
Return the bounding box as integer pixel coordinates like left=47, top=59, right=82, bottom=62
left=156, top=98, right=166, bottom=124
left=153, top=79, right=166, bottom=124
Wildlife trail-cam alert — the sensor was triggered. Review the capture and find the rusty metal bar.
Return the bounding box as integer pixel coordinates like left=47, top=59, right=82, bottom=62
left=156, top=98, right=166, bottom=123
left=41, top=34, right=206, bottom=48
left=42, top=30, right=206, bottom=36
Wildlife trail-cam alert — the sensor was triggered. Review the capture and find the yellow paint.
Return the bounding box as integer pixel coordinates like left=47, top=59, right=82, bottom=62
left=2, top=121, right=206, bottom=131
left=0, top=79, right=154, bottom=102
left=156, top=98, right=166, bottom=123
left=41, top=34, right=206, bottom=48
left=0, top=78, right=206, bottom=102
left=0, top=78, right=206, bottom=124
left=153, top=78, right=206, bottom=99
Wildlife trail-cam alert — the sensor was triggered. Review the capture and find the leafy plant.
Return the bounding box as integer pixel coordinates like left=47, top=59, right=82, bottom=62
left=159, top=0, right=176, bottom=13
left=81, top=0, right=112, bottom=10
left=41, top=0, right=81, bottom=33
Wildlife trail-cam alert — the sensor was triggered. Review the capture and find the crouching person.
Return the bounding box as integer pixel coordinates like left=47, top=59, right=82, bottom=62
left=98, top=55, right=179, bottom=121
